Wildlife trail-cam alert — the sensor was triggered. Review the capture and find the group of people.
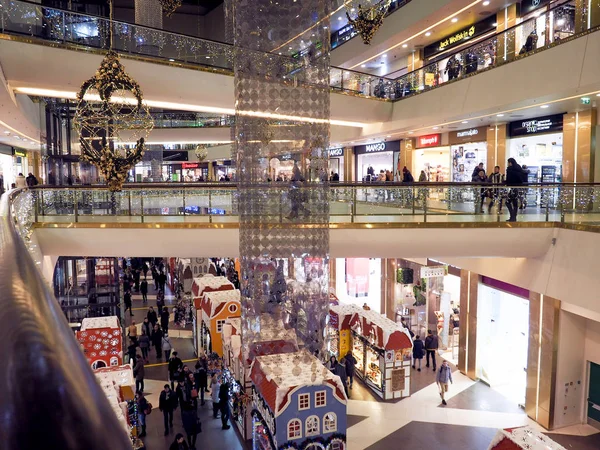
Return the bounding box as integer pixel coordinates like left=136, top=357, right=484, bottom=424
left=411, top=329, right=453, bottom=405
left=326, top=352, right=357, bottom=397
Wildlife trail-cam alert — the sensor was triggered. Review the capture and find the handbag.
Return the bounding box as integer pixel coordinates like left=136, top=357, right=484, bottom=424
left=191, top=388, right=199, bottom=399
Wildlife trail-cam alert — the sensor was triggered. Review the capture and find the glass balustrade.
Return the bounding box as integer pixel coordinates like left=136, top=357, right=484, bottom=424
left=20, top=183, right=600, bottom=226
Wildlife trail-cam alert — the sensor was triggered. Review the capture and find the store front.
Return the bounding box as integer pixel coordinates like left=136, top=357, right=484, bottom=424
left=335, top=258, right=382, bottom=313
left=449, top=126, right=488, bottom=182
left=213, top=160, right=236, bottom=181
left=181, top=162, right=209, bottom=182
left=477, top=278, right=529, bottom=407
left=0, top=144, right=14, bottom=190
left=508, top=113, right=564, bottom=185
left=413, top=134, right=450, bottom=182
left=354, top=140, right=400, bottom=182
left=328, top=147, right=345, bottom=181
left=270, top=153, right=301, bottom=181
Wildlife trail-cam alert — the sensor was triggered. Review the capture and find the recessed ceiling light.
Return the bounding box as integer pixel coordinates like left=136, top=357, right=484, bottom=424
left=386, top=135, right=391, bottom=138
left=483, top=1, right=490, bottom=6
left=461, top=121, right=468, bottom=124
left=205, top=56, right=210, bottom=59
left=338, top=17, right=342, bottom=20
left=425, top=31, right=432, bottom=37
left=433, top=126, right=439, bottom=130
left=451, top=17, right=458, bottom=23
left=382, top=54, right=387, bottom=58
left=323, top=26, right=328, bottom=30
left=540, top=104, right=549, bottom=109
left=493, top=22, right=498, bottom=26
left=597, top=93, right=600, bottom=97
left=361, top=64, right=366, bottom=68
left=496, top=114, right=504, bottom=117
left=289, top=46, right=293, bottom=50
left=3, top=131, right=10, bottom=135
left=408, top=131, right=414, bottom=134
left=402, top=44, right=408, bottom=48
left=351, top=8, right=355, bottom=12
left=168, top=59, right=175, bottom=62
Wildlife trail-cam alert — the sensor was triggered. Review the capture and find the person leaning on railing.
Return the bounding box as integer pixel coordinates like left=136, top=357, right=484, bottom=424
left=487, top=166, right=505, bottom=214
left=505, top=158, right=526, bottom=222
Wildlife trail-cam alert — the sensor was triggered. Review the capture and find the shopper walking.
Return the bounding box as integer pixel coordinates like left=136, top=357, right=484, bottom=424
left=26, top=173, right=38, bottom=187
left=335, top=358, right=349, bottom=397
left=158, top=271, right=167, bottom=292
left=182, top=401, right=200, bottom=449
left=141, top=317, right=152, bottom=338
left=506, top=157, right=526, bottom=222
left=128, top=320, right=138, bottom=345
left=140, top=278, right=149, bottom=304
left=474, top=170, right=489, bottom=213
left=169, top=433, right=189, bottom=450
left=402, top=166, right=414, bottom=183
left=139, top=329, right=150, bottom=362
left=137, top=392, right=149, bottom=437
left=219, top=380, right=231, bottom=429
left=133, top=355, right=145, bottom=393
left=210, top=375, right=221, bottom=419
left=152, top=324, right=163, bottom=360
left=15, top=173, right=26, bottom=189
left=169, top=351, right=184, bottom=390
left=161, top=307, right=170, bottom=334
left=418, top=170, right=428, bottom=182
left=471, top=162, right=486, bottom=181
left=124, top=290, right=133, bottom=316
left=344, top=351, right=357, bottom=389
left=147, top=306, right=158, bottom=328
left=436, top=360, right=453, bottom=406
left=412, top=335, right=425, bottom=371
left=127, top=339, right=138, bottom=364
left=159, top=384, right=177, bottom=436
left=162, top=333, right=173, bottom=361
left=425, top=330, right=439, bottom=370
left=487, top=166, right=505, bottom=213
left=195, top=361, right=208, bottom=406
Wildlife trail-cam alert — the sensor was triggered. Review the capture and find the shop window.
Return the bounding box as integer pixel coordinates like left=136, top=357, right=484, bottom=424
left=305, top=415, right=320, bottom=437
left=328, top=439, right=344, bottom=450
left=323, top=413, right=337, bottom=433
left=298, top=393, right=310, bottom=410
left=194, top=267, right=198, bottom=274
left=287, top=419, right=302, bottom=440
left=315, top=390, right=326, bottom=407
left=216, top=319, right=226, bottom=333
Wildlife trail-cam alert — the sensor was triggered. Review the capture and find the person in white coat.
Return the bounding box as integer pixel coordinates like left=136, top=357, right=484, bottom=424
left=15, top=173, right=27, bottom=189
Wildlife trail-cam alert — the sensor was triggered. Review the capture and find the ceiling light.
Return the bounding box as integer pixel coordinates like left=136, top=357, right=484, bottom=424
left=351, top=8, right=355, bottom=12
left=323, top=26, right=328, bottom=29
left=461, top=121, right=468, bottom=124
left=168, top=59, right=175, bottom=62
left=205, top=56, right=210, bottom=59
left=3, top=131, right=10, bottom=135
left=493, top=22, right=498, bottom=26
left=338, top=17, right=342, bottom=20
left=402, top=44, right=408, bottom=48
left=425, top=32, right=432, bottom=37
left=386, top=135, right=391, bottom=138
left=382, top=54, right=387, bottom=58
left=483, top=1, right=490, bottom=6
left=451, top=17, right=458, bottom=23
left=289, top=46, right=293, bottom=50
left=496, top=114, right=504, bottom=117
left=361, top=64, right=366, bottom=68
left=596, top=93, right=600, bottom=97
left=408, top=131, right=413, bottom=134
left=433, top=126, right=439, bottom=130
left=540, top=105, right=549, bottom=109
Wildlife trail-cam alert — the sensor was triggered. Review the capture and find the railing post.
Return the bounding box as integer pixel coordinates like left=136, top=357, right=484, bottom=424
left=351, top=187, right=356, bottom=223
left=208, top=188, right=212, bottom=223
left=140, top=194, right=144, bottom=224
left=545, top=188, right=550, bottom=222
left=422, top=186, right=427, bottom=222
left=74, top=190, right=78, bottom=222
left=182, top=188, right=186, bottom=217
left=128, top=190, right=132, bottom=216
left=34, top=190, right=39, bottom=223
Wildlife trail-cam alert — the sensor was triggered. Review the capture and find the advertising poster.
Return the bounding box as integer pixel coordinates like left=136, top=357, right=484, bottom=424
left=346, top=258, right=370, bottom=298
left=451, top=143, right=487, bottom=182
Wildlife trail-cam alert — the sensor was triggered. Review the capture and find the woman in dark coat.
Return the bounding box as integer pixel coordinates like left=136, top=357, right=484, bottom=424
left=181, top=401, right=199, bottom=449
left=412, top=335, right=425, bottom=371
left=152, top=324, right=163, bottom=360
left=505, top=157, right=525, bottom=222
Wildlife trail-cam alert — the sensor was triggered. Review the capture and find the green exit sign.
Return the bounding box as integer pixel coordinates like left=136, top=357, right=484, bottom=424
left=581, top=97, right=591, bottom=105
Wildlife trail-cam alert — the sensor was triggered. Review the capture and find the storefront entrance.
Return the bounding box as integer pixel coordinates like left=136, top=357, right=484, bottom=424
left=477, top=284, right=529, bottom=407
left=588, top=362, right=600, bottom=430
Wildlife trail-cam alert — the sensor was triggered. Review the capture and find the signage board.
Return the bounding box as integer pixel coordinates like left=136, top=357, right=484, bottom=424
left=521, top=0, right=551, bottom=15
left=354, top=140, right=400, bottom=155
left=424, top=16, right=496, bottom=58
left=182, top=162, right=200, bottom=169
left=449, top=126, right=488, bottom=145
left=162, top=151, right=189, bottom=161
left=416, top=134, right=441, bottom=148
left=14, top=149, right=27, bottom=158
left=421, top=266, right=448, bottom=278
left=391, top=368, right=406, bottom=392
left=508, top=114, right=564, bottom=137
left=328, top=148, right=344, bottom=158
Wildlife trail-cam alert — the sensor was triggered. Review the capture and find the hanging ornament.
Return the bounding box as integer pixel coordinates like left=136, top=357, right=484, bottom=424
left=346, top=0, right=392, bottom=45
left=159, top=0, right=182, bottom=17
left=73, top=50, right=153, bottom=192
left=194, top=144, right=208, bottom=161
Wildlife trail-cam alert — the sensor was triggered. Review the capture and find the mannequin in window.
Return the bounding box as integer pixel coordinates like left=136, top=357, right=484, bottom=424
left=521, top=30, right=538, bottom=54
left=445, top=55, right=462, bottom=81
left=465, top=51, right=478, bottom=74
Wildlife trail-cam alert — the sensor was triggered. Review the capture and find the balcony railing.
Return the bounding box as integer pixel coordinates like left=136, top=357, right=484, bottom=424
left=0, top=191, right=133, bottom=448
left=17, top=182, right=600, bottom=226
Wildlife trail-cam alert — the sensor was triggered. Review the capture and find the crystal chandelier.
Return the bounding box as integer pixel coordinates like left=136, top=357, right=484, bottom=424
left=73, top=1, right=153, bottom=192
left=346, top=0, right=391, bottom=45
left=159, top=0, right=182, bottom=17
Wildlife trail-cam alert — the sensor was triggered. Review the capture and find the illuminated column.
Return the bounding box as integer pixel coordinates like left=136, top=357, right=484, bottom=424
left=229, top=0, right=331, bottom=357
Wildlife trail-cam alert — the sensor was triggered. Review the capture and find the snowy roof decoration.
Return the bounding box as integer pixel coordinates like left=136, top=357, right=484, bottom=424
left=81, top=316, right=120, bottom=331
left=357, top=307, right=413, bottom=350
left=227, top=318, right=242, bottom=335
left=203, top=289, right=241, bottom=317
left=192, top=275, right=234, bottom=297
left=250, top=350, right=347, bottom=417
left=488, top=426, right=567, bottom=450
left=330, top=303, right=363, bottom=317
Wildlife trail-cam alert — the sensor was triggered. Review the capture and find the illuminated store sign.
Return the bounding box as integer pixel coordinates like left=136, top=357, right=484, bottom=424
left=416, top=134, right=441, bottom=148
left=449, top=126, right=488, bottom=145
left=508, top=114, right=564, bottom=137
left=366, top=142, right=386, bottom=152
left=424, top=16, right=496, bottom=58
left=354, top=140, right=400, bottom=155
left=329, top=148, right=344, bottom=157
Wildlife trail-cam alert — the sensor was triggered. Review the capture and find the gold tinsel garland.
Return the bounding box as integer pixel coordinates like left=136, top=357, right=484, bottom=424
left=346, top=2, right=389, bottom=46
left=159, top=0, right=182, bottom=17
left=74, top=50, right=153, bottom=192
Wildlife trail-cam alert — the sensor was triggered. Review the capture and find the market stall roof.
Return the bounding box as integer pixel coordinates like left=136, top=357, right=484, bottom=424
left=487, top=426, right=566, bottom=450
left=330, top=303, right=362, bottom=329
left=250, top=350, right=347, bottom=418
left=191, top=275, right=234, bottom=298
left=80, top=316, right=120, bottom=330
left=201, top=289, right=241, bottom=318
left=356, top=308, right=413, bottom=351
left=247, top=316, right=299, bottom=364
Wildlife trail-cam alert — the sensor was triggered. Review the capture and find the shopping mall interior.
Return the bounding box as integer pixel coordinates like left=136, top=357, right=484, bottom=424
left=2, top=0, right=600, bottom=449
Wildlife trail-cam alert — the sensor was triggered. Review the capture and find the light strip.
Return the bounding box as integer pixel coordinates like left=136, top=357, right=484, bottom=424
left=350, top=0, right=483, bottom=69
left=536, top=295, right=543, bottom=421
left=0, top=119, right=41, bottom=144
left=14, top=87, right=367, bottom=128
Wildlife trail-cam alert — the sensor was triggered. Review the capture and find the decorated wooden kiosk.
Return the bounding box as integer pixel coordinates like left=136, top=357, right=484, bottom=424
left=76, top=316, right=123, bottom=369
left=487, top=426, right=566, bottom=450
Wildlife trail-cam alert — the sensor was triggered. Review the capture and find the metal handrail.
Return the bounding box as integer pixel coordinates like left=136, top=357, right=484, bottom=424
left=0, top=189, right=132, bottom=449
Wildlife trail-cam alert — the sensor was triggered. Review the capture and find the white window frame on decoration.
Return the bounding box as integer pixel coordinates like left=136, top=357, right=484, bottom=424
left=315, top=390, right=327, bottom=407
left=329, top=440, right=344, bottom=450
left=305, top=415, right=320, bottom=437
left=228, top=303, right=238, bottom=314
left=298, top=393, right=310, bottom=410
left=323, top=412, right=337, bottom=433
left=287, top=419, right=302, bottom=440
left=216, top=319, right=226, bottom=333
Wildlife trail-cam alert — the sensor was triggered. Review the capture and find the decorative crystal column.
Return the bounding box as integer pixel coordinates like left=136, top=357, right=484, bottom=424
left=134, top=0, right=163, bottom=55
left=229, top=0, right=331, bottom=358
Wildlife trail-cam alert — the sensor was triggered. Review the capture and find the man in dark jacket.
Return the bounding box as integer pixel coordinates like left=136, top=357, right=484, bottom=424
left=161, top=308, right=170, bottom=334
left=195, top=362, right=208, bottom=405
left=344, top=351, right=357, bottom=389
left=159, top=384, right=177, bottom=436
left=140, top=278, right=148, bottom=303
left=505, top=157, right=525, bottom=222
left=124, top=290, right=133, bottom=316
left=147, top=306, right=158, bottom=327
left=219, top=381, right=231, bottom=430
left=424, top=329, right=439, bottom=371
left=168, top=352, right=183, bottom=390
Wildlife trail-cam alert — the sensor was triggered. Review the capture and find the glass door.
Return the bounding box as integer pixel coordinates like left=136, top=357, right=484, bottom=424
left=588, top=362, right=600, bottom=429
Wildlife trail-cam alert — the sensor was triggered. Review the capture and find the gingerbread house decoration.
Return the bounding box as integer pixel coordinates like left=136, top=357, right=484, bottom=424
left=196, top=285, right=241, bottom=356
left=487, top=427, right=567, bottom=450
left=94, top=365, right=135, bottom=435
left=76, top=316, right=122, bottom=369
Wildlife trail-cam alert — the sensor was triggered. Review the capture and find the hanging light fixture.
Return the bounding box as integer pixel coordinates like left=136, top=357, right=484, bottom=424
left=346, top=0, right=392, bottom=45
left=73, top=1, right=153, bottom=192
left=159, top=0, right=183, bottom=17
left=195, top=144, right=208, bottom=161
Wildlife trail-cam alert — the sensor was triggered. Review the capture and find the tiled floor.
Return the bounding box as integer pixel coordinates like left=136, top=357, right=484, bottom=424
left=544, top=432, right=600, bottom=450
left=440, top=381, right=524, bottom=414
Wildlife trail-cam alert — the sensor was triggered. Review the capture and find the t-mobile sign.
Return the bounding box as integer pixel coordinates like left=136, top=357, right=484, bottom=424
left=416, top=133, right=441, bottom=148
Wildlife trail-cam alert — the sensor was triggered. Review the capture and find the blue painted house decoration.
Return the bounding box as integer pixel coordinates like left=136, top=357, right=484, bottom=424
left=249, top=350, right=348, bottom=450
